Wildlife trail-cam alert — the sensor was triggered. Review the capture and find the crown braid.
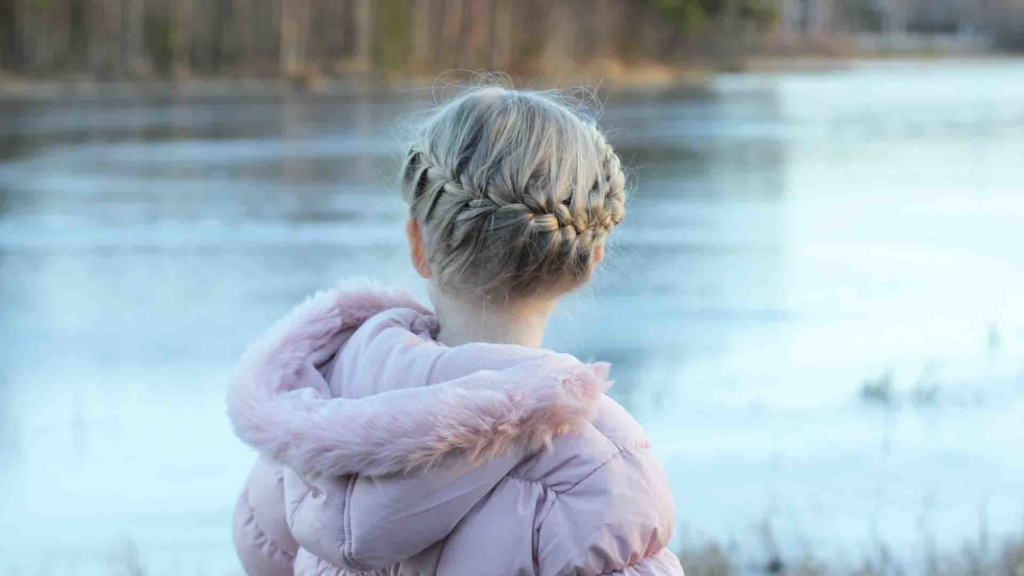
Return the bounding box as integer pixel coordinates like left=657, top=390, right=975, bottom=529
left=400, top=87, right=627, bottom=301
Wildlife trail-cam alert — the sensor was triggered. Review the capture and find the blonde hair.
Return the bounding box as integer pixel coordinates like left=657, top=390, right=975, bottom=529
left=401, top=86, right=626, bottom=301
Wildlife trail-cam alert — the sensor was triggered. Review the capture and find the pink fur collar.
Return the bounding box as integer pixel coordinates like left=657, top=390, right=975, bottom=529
left=227, top=281, right=611, bottom=476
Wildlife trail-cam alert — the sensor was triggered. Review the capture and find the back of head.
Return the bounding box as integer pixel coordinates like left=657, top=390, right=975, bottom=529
left=401, top=86, right=626, bottom=302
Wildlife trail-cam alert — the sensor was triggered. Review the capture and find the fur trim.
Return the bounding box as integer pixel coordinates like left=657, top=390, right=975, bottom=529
left=227, top=280, right=611, bottom=476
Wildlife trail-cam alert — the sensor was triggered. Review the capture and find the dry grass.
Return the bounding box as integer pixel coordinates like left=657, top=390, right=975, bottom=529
left=677, top=532, right=1024, bottom=576
left=679, top=543, right=735, bottom=576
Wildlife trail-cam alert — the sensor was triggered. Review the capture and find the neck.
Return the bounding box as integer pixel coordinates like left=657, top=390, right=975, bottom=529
left=429, top=287, right=557, bottom=348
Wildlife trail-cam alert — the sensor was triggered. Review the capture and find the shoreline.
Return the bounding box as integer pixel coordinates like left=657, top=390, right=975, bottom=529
left=2, top=54, right=1022, bottom=100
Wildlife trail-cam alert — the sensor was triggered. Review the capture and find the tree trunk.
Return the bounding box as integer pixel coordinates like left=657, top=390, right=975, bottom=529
left=0, top=0, right=17, bottom=72
left=120, top=0, right=146, bottom=76
left=466, top=0, right=491, bottom=68
left=441, top=0, right=466, bottom=68
left=280, top=0, right=310, bottom=76
left=353, top=0, right=372, bottom=72
left=492, top=0, right=513, bottom=70
left=172, top=0, right=190, bottom=77
left=60, top=0, right=88, bottom=72
left=409, top=0, right=432, bottom=72
left=544, top=0, right=574, bottom=77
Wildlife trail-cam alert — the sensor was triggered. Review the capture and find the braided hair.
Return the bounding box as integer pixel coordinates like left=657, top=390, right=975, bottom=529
left=400, top=86, right=626, bottom=301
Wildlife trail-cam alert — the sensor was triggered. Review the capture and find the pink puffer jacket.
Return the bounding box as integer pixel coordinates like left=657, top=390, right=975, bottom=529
left=228, top=283, right=684, bottom=575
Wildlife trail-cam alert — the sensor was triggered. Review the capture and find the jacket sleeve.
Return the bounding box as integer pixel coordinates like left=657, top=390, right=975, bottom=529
left=233, top=458, right=300, bottom=576
left=534, top=445, right=682, bottom=575
left=281, top=454, right=521, bottom=571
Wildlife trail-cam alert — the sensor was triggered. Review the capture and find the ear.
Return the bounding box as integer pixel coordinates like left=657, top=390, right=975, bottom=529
left=406, top=218, right=432, bottom=279
left=593, top=241, right=605, bottom=266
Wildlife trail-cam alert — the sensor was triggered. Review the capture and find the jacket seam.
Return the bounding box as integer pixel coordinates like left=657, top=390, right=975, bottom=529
left=423, top=344, right=445, bottom=387
left=342, top=474, right=367, bottom=571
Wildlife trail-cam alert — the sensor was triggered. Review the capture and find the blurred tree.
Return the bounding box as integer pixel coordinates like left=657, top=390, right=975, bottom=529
left=648, top=0, right=777, bottom=33
left=492, top=0, right=512, bottom=70
left=280, top=0, right=310, bottom=76
left=650, top=0, right=714, bottom=33
left=171, top=0, right=190, bottom=77
left=373, top=0, right=411, bottom=72
left=0, top=1, right=19, bottom=72
left=544, top=0, right=575, bottom=74
left=353, top=0, right=372, bottom=73
left=840, top=0, right=884, bottom=33
left=62, top=0, right=88, bottom=71
left=409, top=0, right=433, bottom=72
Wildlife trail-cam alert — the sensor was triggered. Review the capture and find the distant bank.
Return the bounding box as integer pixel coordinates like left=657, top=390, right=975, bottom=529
left=1, top=0, right=1021, bottom=92
left=2, top=55, right=1022, bottom=102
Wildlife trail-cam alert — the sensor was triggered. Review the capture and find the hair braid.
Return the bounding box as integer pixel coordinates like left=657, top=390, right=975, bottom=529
left=585, top=122, right=627, bottom=238
left=400, top=86, right=628, bottom=301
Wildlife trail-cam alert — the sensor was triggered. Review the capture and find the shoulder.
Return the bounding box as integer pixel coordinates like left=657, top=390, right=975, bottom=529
left=513, top=396, right=678, bottom=574
left=510, top=395, right=662, bottom=493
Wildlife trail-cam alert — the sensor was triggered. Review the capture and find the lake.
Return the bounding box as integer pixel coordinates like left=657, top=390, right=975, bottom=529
left=2, top=61, right=1023, bottom=574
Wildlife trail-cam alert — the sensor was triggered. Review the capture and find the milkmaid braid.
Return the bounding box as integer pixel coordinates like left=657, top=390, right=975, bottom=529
left=400, top=86, right=626, bottom=301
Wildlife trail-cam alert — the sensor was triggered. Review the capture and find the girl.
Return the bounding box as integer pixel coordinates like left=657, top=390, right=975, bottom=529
left=228, top=86, right=684, bottom=575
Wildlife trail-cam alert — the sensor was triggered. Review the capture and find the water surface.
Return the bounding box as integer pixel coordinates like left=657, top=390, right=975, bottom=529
left=2, top=62, right=1023, bottom=573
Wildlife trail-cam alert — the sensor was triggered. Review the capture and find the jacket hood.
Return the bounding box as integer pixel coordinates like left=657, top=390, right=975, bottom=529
left=227, top=281, right=612, bottom=477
